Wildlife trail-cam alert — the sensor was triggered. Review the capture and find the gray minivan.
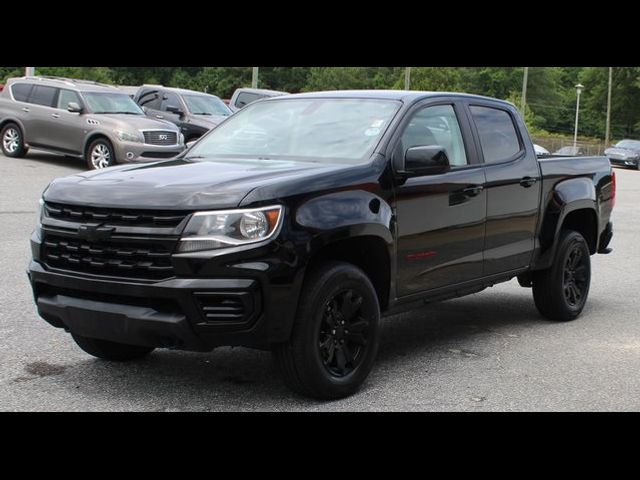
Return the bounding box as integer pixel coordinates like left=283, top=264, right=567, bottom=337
left=0, top=76, right=185, bottom=169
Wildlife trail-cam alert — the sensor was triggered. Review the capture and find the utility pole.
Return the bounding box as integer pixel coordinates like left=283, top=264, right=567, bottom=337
left=25, top=67, right=35, bottom=77
left=404, top=67, right=411, bottom=90
left=520, top=67, right=529, bottom=116
left=252, top=67, right=259, bottom=89
left=573, top=84, right=584, bottom=149
left=605, top=67, right=613, bottom=147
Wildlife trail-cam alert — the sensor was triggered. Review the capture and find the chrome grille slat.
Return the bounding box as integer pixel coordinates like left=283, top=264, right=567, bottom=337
left=142, top=130, right=178, bottom=146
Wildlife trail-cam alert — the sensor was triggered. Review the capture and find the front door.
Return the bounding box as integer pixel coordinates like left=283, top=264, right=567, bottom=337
left=47, top=88, right=85, bottom=155
left=393, top=101, right=487, bottom=297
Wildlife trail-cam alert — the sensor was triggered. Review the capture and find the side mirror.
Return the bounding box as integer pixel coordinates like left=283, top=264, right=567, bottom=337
left=403, top=145, right=450, bottom=176
left=67, top=102, right=83, bottom=113
left=166, top=105, right=184, bottom=116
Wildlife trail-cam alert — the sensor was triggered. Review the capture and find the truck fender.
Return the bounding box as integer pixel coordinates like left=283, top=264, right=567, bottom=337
left=534, top=177, right=597, bottom=269
left=295, top=189, right=393, bottom=242
left=294, top=189, right=395, bottom=306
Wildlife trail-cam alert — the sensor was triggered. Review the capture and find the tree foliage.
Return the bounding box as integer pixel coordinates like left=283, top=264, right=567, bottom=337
left=2, top=66, right=640, bottom=140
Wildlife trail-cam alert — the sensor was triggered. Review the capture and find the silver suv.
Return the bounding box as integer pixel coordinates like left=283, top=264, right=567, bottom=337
left=0, top=76, right=185, bottom=169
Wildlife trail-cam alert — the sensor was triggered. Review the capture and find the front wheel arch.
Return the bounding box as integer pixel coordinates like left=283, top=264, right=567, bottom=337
left=85, top=136, right=116, bottom=170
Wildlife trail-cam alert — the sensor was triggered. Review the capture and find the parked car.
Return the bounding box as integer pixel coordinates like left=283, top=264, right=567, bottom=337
left=228, top=87, right=289, bottom=112
left=605, top=139, right=640, bottom=170
left=553, top=146, right=585, bottom=156
left=0, top=76, right=184, bottom=169
left=533, top=144, right=550, bottom=157
left=117, top=85, right=141, bottom=98
left=0, top=84, right=4, bottom=92
left=134, top=85, right=232, bottom=143
left=29, top=90, right=615, bottom=399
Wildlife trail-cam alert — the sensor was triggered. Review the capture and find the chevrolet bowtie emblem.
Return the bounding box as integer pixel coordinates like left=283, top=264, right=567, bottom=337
left=77, top=224, right=115, bottom=242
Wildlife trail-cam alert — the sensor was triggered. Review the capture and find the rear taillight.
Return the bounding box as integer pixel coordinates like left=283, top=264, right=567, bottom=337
left=611, top=170, right=617, bottom=208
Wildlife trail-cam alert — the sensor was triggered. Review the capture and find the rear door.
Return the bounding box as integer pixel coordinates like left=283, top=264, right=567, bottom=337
left=6, top=82, right=34, bottom=139
left=392, top=98, right=487, bottom=297
left=465, top=101, right=542, bottom=275
left=25, top=85, right=59, bottom=148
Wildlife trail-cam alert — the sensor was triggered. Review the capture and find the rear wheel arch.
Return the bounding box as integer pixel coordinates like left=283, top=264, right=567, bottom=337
left=0, top=118, right=26, bottom=138
left=535, top=200, right=598, bottom=270
left=560, top=208, right=598, bottom=254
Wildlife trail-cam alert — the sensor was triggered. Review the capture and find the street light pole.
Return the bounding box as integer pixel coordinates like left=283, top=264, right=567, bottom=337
left=404, top=67, right=411, bottom=90
left=252, top=67, right=259, bottom=89
left=605, top=67, right=613, bottom=148
left=25, top=67, right=35, bottom=76
left=573, top=83, right=584, bottom=149
left=520, top=67, right=529, bottom=116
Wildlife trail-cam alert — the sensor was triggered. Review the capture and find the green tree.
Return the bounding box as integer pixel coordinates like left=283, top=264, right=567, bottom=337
left=579, top=67, right=640, bottom=139
left=399, top=67, right=461, bottom=91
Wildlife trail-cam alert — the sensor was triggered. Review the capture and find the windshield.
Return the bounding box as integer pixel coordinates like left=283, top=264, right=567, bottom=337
left=188, top=98, right=401, bottom=163
left=183, top=94, right=231, bottom=116
left=616, top=140, right=640, bottom=150
left=83, top=92, right=145, bottom=115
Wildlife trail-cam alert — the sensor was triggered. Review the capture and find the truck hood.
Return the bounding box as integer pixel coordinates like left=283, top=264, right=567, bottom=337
left=43, top=157, right=368, bottom=210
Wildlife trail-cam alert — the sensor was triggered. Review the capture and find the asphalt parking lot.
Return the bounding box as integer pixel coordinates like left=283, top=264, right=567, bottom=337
left=0, top=150, right=638, bottom=411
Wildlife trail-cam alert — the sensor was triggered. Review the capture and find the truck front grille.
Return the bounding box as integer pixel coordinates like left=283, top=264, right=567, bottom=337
left=42, top=234, right=175, bottom=280
left=143, top=131, right=178, bottom=146
left=44, top=202, right=188, bottom=228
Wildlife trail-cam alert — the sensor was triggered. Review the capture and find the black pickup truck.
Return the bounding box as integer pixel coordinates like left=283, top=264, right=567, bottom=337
left=28, top=91, right=615, bottom=399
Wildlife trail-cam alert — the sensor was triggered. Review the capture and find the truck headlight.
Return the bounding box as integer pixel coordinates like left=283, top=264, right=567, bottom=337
left=115, top=129, right=143, bottom=143
left=35, top=198, right=44, bottom=240
left=178, top=205, right=283, bottom=253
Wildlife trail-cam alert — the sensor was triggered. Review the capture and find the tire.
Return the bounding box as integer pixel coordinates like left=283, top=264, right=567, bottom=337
left=86, top=138, right=116, bottom=170
left=532, top=230, right=591, bottom=321
left=71, top=334, right=154, bottom=362
left=272, top=261, right=381, bottom=400
left=1, top=123, right=28, bottom=158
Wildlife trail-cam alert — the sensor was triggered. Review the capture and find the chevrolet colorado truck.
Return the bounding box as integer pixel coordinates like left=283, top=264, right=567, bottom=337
left=28, top=91, right=615, bottom=400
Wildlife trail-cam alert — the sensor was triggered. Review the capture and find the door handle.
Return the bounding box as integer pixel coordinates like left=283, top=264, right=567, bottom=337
left=462, top=185, right=484, bottom=197
left=51, top=113, right=60, bottom=119
left=520, top=177, right=538, bottom=188
left=22, top=107, right=29, bottom=113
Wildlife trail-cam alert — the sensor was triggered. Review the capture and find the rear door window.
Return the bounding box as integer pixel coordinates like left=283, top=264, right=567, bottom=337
left=470, top=106, right=522, bottom=163
left=30, top=86, right=58, bottom=107
left=11, top=83, right=33, bottom=102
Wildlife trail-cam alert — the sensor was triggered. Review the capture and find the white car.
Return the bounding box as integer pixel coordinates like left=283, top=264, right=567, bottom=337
left=534, top=144, right=550, bottom=157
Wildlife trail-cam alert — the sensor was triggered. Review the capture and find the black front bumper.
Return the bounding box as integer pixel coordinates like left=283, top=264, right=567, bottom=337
left=28, top=260, right=290, bottom=351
